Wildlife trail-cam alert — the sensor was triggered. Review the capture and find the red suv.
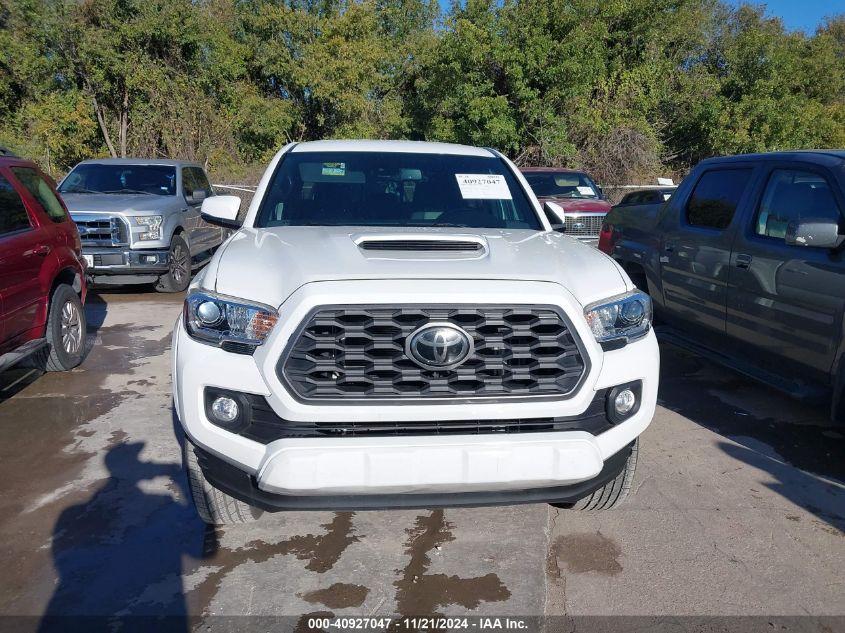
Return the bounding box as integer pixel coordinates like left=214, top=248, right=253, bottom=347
left=0, top=156, right=87, bottom=374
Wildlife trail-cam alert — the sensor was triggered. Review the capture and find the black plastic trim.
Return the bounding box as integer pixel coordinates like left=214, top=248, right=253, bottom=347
left=606, top=380, right=642, bottom=424
left=200, top=212, right=241, bottom=230
left=204, top=387, right=615, bottom=444
left=190, top=439, right=633, bottom=511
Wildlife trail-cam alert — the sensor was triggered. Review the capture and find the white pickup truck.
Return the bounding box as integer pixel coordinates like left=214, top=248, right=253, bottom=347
left=172, top=140, right=659, bottom=524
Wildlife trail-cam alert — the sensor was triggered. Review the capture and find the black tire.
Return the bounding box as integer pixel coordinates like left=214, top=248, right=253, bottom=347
left=155, top=234, right=191, bottom=293
left=553, top=440, right=639, bottom=511
left=184, top=441, right=263, bottom=525
left=39, top=284, right=86, bottom=372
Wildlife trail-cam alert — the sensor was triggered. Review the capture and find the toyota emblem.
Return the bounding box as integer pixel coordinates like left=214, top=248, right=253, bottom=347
left=405, top=323, right=474, bottom=370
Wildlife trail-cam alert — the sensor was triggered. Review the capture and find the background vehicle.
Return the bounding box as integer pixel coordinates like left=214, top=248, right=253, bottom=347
left=600, top=150, right=845, bottom=419
left=520, top=167, right=610, bottom=245
left=599, top=187, right=677, bottom=257
left=174, top=140, right=658, bottom=524
left=0, top=156, right=87, bottom=373
left=58, top=159, right=225, bottom=292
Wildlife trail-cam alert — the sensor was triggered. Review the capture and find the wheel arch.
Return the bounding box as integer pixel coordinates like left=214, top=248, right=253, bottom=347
left=52, top=266, right=83, bottom=297
left=620, top=260, right=648, bottom=293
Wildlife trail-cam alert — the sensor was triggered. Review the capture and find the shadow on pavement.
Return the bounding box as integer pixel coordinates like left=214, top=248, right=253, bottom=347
left=38, top=440, right=212, bottom=632
left=657, top=342, right=845, bottom=533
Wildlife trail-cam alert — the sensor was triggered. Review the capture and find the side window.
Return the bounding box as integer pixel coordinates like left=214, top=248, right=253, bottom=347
left=182, top=167, right=197, bottom=197
left=10, top=167, right=67, bottom=222
left=183, top=167, right=212, bottom=198
left=755, top=168, right=841, bottom=240
left=0, top=174, right=32, bottom=236
left=685, top=168, right=752, bottom=230
left=192, top=168, right=213, bottom=197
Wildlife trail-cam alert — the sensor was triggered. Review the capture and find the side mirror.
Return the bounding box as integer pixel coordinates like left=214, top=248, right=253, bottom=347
left=201, top=195, right=242, bottom=229
left=544, top=201, right=567, bottom=233
left=187, top=189, right=207, bottom=205
left=785, top=218, right=842, bottom=249
left=596, top=186, right=604, bottom=199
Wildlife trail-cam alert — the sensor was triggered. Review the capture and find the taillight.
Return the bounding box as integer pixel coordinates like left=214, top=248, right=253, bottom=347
left=598, top=222, right=617, bottom=254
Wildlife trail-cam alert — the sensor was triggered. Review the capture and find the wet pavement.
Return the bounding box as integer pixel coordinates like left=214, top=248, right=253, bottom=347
left=0, top=290, right=842, bottom=627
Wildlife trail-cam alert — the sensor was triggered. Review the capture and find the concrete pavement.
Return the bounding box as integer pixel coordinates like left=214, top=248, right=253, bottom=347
left=0, top=290, right=841, bottom=627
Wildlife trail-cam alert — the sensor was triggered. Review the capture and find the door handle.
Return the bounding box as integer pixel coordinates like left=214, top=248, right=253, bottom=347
left=25, top=244, right=52, bottom=257
left=735, top=253, right=753, bottom=269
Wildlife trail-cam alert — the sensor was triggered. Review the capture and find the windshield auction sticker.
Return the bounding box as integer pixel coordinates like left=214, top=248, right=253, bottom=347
left=455, top=174, right=512, bottom=200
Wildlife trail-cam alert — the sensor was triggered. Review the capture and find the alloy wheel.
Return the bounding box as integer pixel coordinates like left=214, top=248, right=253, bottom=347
left=60, top=300, right=82, bottom=355
left=170, top=243, right=189, bottom=284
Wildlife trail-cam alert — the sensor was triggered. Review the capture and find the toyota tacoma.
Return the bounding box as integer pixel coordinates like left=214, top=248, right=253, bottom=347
left=172, top=140, right=659, bottom=524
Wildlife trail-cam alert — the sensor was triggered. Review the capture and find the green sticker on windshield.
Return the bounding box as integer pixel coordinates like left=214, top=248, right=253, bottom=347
left=322, top=162, right=346, bottom=177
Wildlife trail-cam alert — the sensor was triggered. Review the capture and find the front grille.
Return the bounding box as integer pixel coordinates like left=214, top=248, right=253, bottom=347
left=359, top=240, right=483, bottom=252
left=226, top=389, right=611, bottom=444
left=564, top=214, right=604, bottom=238
left=74, top=216, right=129, bottom=246
left=279, top=305, right=587, bottom=401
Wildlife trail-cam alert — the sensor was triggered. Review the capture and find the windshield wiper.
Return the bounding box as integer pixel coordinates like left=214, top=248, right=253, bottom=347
left=426, top=222, right=471, bottom=228
left=61, top=187, right=100, bottom=194
left=101, top=188, right=155, bottom=195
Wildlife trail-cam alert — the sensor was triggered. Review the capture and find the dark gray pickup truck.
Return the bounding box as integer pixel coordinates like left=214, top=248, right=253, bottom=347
left=600, top=150, right=845, bottom=420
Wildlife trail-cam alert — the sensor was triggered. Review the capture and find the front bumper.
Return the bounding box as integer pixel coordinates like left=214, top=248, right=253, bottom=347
left=188, top=437, right=634, bottom=510
left=173, top=279, right=659, bottom=501
left=82, top=247, right=169, bottom=277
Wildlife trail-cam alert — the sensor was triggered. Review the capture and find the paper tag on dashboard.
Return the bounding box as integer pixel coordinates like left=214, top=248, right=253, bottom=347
left=455, top=174, right=512, bottom=200
left=576, top=186, right=594, bottom=196
left=322, top=162, right=346, bottom=176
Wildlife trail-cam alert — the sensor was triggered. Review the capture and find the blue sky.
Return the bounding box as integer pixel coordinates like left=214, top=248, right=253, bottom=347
left=438, top=1, right=842, bottom=33
left=723, top=0, right=842, bottom=32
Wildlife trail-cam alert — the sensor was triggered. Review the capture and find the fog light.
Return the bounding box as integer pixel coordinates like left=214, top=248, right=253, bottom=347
left=614, top=388, right=636, bottom=416
left=210, top=396, right=239, bottom=423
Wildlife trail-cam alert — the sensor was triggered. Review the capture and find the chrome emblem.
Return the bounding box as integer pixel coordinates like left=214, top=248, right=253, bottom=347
left=405, top=323, right=474, bottom=370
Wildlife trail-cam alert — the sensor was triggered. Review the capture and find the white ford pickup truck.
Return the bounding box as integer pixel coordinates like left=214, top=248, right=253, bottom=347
left=172, top=140, right=659, bottom=524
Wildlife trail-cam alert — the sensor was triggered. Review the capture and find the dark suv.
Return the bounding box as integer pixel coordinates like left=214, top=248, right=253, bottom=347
left=600, top=150, right=845, bottom=419
left=0, top=156, right=87, bottom=374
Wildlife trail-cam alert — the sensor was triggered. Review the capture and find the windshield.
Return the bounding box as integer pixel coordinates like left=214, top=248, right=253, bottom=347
left=255, top=151, right=542, bottom=230
left=59, top=164, right=176, bottom=196
left=523, top=171, right=599, bottom=199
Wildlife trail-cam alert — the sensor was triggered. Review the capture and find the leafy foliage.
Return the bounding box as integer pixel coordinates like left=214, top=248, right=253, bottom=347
left=0, top=0, right=841, bottom=184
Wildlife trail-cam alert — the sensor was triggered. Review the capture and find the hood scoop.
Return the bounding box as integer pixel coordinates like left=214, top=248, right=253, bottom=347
left=354, top=233, right=488, bottom=255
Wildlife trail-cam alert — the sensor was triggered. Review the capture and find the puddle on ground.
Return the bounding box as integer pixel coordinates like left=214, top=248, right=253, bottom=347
left=187, top=512, right=360, bottom=615
left=393, top=509, right=510, bottom=615
left=301, top=583, right=369, bottom=609
left=547, top=532, right=622, bottom=576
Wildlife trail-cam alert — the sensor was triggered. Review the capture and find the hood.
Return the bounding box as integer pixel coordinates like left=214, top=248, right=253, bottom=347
left=207, top=226, right=628, bottom=309
left=62, top=193, right=178, bottom=215
left=537, top=197, right=611, bottom=213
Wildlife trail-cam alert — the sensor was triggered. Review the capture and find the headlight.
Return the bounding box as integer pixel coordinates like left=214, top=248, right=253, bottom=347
left=584, top=290, right=652, bottom=346
left=132, top=215, right=163, bottom=241
left=184, top=290, right=278, bottom=351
